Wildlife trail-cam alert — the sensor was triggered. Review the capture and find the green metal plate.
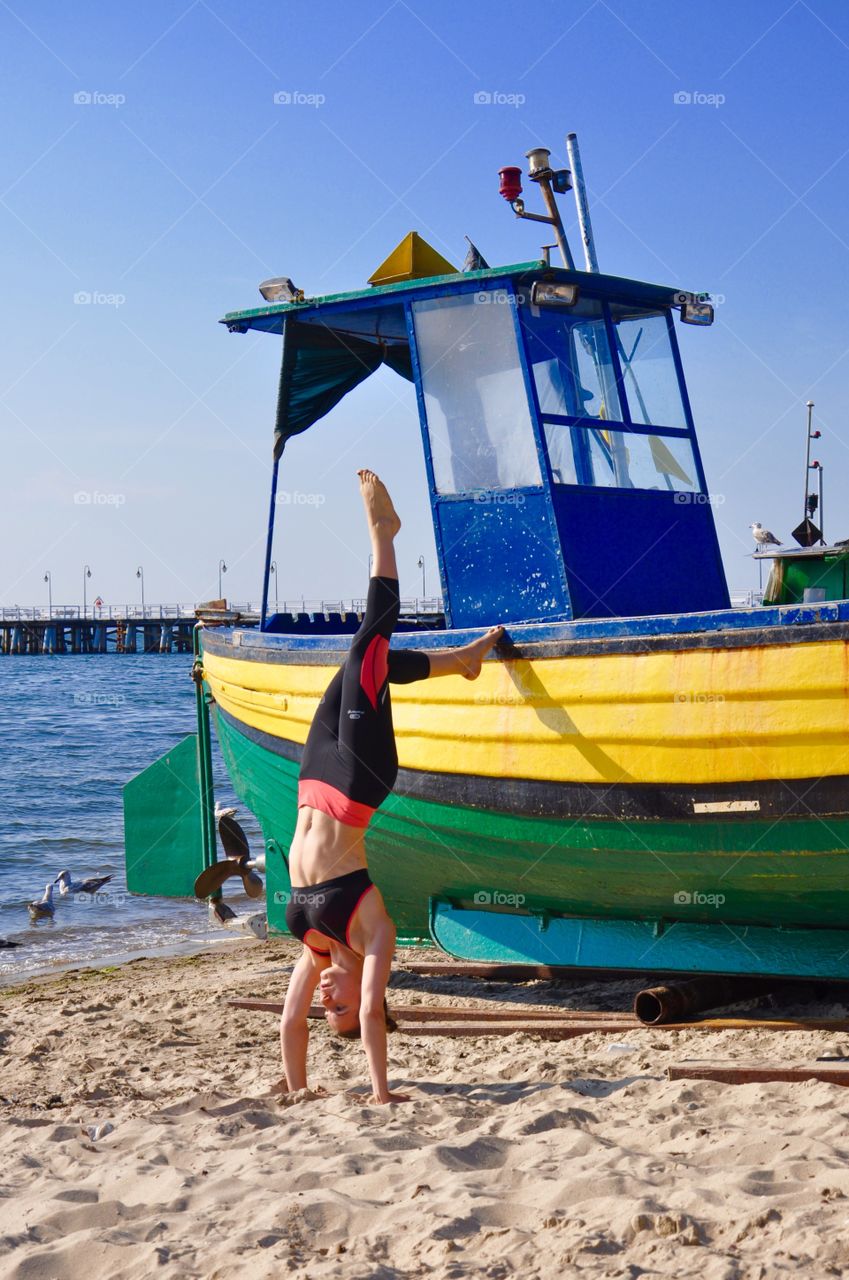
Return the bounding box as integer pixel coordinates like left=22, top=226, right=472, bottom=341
left=123, top=734, right=206, bottom=897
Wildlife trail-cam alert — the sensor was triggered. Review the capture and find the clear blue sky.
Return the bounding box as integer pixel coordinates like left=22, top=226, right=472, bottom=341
left=3, top=1, right=848, bottom=609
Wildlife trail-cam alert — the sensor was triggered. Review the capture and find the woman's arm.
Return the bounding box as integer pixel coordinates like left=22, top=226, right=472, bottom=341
left=360, top=920, right=409, bottom=1104
left=280, top=947, right=325, bottom=1090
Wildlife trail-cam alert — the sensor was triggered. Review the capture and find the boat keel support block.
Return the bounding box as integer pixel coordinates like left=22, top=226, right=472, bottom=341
left=429, top=902, right=849, bottom=981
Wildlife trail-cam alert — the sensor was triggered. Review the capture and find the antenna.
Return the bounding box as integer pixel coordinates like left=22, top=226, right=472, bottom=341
left=792, top=401, right=824, bottom=547
left=566, top=133, right=599, bottom=272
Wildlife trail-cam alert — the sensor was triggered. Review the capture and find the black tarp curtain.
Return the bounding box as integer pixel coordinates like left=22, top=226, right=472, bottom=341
left=273, top=318, right=413, bottom=459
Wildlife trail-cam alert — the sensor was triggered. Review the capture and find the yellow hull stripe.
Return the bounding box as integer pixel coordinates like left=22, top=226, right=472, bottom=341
left=201, top=639, right=849, bottom=786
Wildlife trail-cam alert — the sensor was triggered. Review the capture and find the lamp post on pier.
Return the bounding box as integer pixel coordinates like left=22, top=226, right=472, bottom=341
left=270, top=560, right=278, bottom=612
left=44, top=571, right=52, bottom=616
left=218, top=559, right=227, bottom=600
left=417, top=555, right=426, bottom=597
left=136, top=566, right=145, bottom=616
left=83, top=565, right=92, bottom=618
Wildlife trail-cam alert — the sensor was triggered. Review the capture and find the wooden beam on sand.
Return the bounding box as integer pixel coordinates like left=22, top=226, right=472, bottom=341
left=227, top=1000, right=849, bottom=1037
left=395, top=1021, right=637, bottom=1039
left=229, top=998, right=636, bottom=1023
left=668, top=1060, right=849, bottom=1086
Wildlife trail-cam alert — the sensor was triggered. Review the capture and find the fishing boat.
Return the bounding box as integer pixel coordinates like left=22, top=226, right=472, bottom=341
left=124, top=134, right=849, bottom=980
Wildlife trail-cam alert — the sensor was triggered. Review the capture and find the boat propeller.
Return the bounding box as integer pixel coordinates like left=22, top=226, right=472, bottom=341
left=195, top=855, right=264, bottom=900
left=194, top=806, right=265, bottom=900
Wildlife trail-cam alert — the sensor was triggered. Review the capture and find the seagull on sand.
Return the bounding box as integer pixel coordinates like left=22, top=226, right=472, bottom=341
left=54, top=870, right=113, bottom=897
left=28, top=883, right=55, bottom=921
left=749, top=522, right=782, bottom=551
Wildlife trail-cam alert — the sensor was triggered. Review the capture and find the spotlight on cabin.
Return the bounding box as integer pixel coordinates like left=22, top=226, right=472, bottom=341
left=531, top=280, right=580, bottom=308
left=679, top=298, right=714, bottom=326
left=258, top=277, right=303, bottom=303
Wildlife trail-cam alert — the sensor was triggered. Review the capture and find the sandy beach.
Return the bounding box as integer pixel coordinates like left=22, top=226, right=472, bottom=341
left=2, top=940, right=849, bottom=1279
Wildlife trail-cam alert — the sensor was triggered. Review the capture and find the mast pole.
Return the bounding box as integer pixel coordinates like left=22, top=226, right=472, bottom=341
left=803, top=400, right=814, bottom=526
left=566, top=132, right=599, bottom=272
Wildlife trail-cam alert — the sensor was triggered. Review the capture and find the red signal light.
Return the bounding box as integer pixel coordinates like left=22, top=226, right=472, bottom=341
left=498, top=166, right=523, bottom=202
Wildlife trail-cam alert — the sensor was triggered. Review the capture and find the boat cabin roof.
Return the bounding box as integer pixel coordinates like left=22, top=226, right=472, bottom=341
left=221, top=261, right=695, bottom=336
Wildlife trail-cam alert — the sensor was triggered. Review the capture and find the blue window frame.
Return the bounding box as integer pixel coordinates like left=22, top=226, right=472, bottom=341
left=519, top=298, right=708, bottom=495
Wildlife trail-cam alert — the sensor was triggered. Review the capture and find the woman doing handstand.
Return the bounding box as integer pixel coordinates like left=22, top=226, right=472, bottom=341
left=279, top=469, right=502, bottom=1104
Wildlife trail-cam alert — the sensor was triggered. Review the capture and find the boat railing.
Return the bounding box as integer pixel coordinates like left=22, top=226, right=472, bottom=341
left=2, top=599, right=442, bottom=622
left=1, top=604, right=219, bottom=622
left=266, top=597, right=445, bottom=618
left=729, top=590, right=764, bottom=608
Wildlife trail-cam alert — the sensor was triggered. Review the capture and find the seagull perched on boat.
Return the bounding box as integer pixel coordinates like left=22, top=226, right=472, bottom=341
left=28, top=883, right=55, bottom=921
left=54, top=870, right=113, bottom=897
left=749, top=522, right=782, bottom=551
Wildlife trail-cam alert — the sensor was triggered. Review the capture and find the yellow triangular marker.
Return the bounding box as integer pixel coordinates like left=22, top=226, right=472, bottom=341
left=368, top=232, right=458, bottom=286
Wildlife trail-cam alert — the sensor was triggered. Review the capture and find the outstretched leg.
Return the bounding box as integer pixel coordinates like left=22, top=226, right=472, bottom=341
left=330, top=472, right=405, bottom=808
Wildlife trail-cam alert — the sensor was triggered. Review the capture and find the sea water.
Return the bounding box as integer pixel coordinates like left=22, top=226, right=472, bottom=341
left=0, top=654, right=264, bottom=982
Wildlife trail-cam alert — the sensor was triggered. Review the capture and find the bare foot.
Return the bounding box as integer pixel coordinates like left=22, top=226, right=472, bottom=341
left=358, top=468, right=401, bottom=538
left=456, top=625, right=505, bottom=680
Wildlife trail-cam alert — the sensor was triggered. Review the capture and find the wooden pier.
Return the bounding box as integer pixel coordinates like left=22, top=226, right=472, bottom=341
left=0, top=598, right=443, bottom=655
left=0, top=604, right=259, bottom=655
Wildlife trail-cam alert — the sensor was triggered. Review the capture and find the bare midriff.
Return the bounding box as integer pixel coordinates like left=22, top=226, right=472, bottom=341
left=288, top=804, right=370, bottom=887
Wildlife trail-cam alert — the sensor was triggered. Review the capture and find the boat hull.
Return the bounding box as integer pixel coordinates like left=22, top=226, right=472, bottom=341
left=202, top=604, right=849, bottom=962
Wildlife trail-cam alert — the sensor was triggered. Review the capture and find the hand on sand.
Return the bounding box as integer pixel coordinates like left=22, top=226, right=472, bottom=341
left=358, top=468, right=401, bottom=538
left=459, top=625, right=505, bottom=680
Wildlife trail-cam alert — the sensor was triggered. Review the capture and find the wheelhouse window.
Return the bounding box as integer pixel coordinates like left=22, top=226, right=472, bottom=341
left=521, top=294, right=700, bottom=492
left=608, top=307, right=688, bottom=430
left=411, top=291, right=542, bottom=494
left=523, top=296, right=622, bottom=423
left=543, top=424, right=698, bottom=491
